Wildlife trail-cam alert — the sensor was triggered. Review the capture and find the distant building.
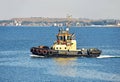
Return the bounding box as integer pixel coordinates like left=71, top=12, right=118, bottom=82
left=14, top=20, right=21, bottom=26
left=117, top=23, right=120, bottom=26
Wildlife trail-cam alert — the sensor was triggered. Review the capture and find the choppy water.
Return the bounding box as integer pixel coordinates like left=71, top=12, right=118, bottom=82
left=0, top=26, right=120, bottom=82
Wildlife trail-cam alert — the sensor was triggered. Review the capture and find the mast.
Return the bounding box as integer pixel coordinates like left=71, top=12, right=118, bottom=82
left=66, top=14, right=72, bottom=32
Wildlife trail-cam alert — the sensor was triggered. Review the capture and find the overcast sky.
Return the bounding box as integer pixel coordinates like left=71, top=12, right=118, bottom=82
left=0, top=0, right=120, bottom=20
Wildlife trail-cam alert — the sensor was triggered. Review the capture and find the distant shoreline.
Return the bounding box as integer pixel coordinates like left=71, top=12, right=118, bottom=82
left=0, top=17, right=120, bottom=27
left=0, top=25, right=120, bottom=28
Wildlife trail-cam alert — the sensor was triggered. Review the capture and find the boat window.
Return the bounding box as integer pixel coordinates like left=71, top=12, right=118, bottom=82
left=60, top=47, right=61, bottom=49
left=60, top=36, right=62, bottom=40
left=65, top=47, right=66, bottom=49
left=63, top=36, right=66, bottom=41
left=58, top=36, right=61, bottom=40
left=57, top=36, right=59, bottom=40
left=67, top=36, right=71, bottom=40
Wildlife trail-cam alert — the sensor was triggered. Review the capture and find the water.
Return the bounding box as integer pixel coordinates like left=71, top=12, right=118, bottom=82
left=0, top=26, right=120, bottom=82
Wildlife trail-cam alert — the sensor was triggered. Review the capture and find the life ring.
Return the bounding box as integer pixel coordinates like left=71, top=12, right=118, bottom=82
left=36, top=49, right=39, bottom=53
left=42, top=50, right=48, bottom=55
left=38, top=49, right=42, bottom=54
left=49, top=50, right=53, bottom=55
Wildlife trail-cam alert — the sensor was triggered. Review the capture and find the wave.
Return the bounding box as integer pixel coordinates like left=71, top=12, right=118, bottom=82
left=30, top=54, right=45, bottom=58
left=97, top=55, right=120, bottom=58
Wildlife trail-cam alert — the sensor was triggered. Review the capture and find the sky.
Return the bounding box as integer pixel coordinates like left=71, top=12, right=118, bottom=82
left=0, top=0, right=120, bottom=20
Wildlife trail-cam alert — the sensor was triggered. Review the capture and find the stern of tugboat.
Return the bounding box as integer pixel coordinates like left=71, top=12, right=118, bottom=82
left=88, top=48, right=102, bottom=57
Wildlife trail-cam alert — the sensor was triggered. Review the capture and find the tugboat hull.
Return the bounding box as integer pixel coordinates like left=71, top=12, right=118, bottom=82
left=30, top=47, right=101, bottom=58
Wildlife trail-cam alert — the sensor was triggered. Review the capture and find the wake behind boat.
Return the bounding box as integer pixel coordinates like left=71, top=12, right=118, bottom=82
left=97, top=55, right=120, bottom=58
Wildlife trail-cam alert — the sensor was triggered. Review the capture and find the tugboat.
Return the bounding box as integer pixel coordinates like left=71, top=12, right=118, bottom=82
left=30, top=17, right=101, bottom=58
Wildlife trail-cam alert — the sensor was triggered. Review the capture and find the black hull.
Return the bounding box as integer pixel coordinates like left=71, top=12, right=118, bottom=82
left=31, top=54, right=100, bottom=58
left=30, top=47, right=101, bottom=58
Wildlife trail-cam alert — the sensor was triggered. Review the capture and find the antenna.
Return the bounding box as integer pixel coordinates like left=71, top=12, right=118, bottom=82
left=66, top=14, right=72, bottom=27
left=66, top=14, right=72, bottom=32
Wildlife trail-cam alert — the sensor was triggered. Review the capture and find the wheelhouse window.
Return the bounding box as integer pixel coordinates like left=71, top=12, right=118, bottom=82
left=60, top=36, right=62, bottom=40
left=67, top=36, right=71, bottom=40
left=63, top=36, right=66, bottom=41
